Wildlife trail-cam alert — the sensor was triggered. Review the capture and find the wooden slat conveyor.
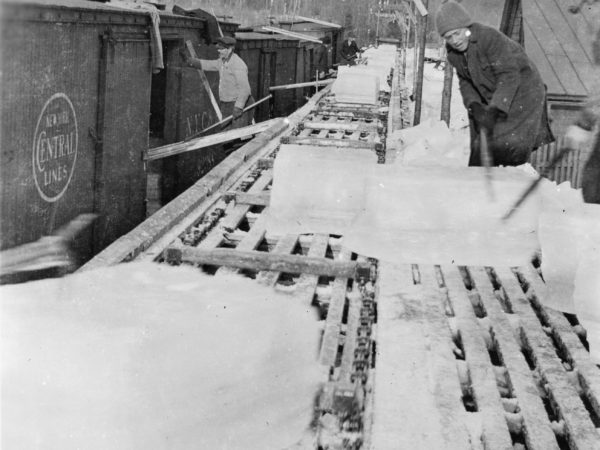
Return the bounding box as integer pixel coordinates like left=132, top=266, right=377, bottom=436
left=81, top=47, right=600, bottom=449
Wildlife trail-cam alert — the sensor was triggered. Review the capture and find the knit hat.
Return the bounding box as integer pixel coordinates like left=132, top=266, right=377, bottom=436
left=435, top=1, right=473, bottom=36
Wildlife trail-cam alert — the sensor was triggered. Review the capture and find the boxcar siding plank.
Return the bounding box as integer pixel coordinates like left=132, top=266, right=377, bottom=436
left=495, top=266, right=600, bottom=448
left=439, top=265, right=514, bottom=449
left=469, top=266, right=560, bottom=450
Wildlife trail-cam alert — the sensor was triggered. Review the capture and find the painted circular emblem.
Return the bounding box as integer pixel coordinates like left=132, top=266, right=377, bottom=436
left=32, top=93, right=78, bottom=202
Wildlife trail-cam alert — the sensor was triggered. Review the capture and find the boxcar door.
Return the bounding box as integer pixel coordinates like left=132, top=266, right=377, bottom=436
left=93, top=32, right=152, bottom=252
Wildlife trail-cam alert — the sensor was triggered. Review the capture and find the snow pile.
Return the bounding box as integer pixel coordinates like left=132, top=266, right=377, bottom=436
left=2, top=262, right=322, bottom=449
left=391, top=118, right=470, bottom=166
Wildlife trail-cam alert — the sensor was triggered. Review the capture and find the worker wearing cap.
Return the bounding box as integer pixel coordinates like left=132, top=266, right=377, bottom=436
left=185, top=36, right=254, bottom=128
left=340, top=34, right=360, bottom=66
left=435, top=2, right=554, bottom=166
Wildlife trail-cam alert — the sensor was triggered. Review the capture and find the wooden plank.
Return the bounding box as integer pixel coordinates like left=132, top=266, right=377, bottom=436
left=371, top=263, right=472, bottom=449
left=438, top=265, right=514, bottom=448
left=256, top=233, right=299, bottom=286
left=145, top=119, right=280, bottom=161
left=546, top=54, right=587, bottom=96
left=554, top=0, right=598, bottom=63
left=293, top=233, right=331, bottom=296
left=269, top=79, right=334, bottom=91
left=519, top=265, right=600, bottom=421
left=281, top=135, right=380, bottom=150
left=469, top=266, right=559, bottom=450
left=165, top=246, right=369, bottom=278
left=185, top=40, right=222, bottom=121
left=223, top=191, right=270, bottom=206
left=319, top=246, right=353, bottom=366
left=303, top=120, right=381, bottom=132
left=260, top=25, right=322, bottom=43
left=494, top=266, right=600, bottom=448
left=196, top=171, right=273, bottom=250
left=216, top=209, right=270, bottom=276
left=523, top=20, right=565, bottom=95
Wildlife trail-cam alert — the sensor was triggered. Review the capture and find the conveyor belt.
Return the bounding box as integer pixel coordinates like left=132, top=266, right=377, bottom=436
left=82, top=47, right=600, bottom=449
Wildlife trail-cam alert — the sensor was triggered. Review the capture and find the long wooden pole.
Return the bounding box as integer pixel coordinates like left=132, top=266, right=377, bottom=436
left=146, top=118, right=281, bottom=161
left=269, top=79, right=334, bottom=91
left=185, top=94, right=272, bottom=141
left=413, top=0, right=429, bottom=126
left=185, top=41, right=222, bottom=121
left=440, top=54, right=453, bottom=126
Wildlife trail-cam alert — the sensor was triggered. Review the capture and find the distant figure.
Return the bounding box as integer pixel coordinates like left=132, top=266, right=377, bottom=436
left=435, top=2, right=554, bottom=166
left=185, top=36, right=254, bottom=129
left=314, top=35, right=332, bottom=80
left=565, top=27, right=600, bottom=204
left=340, top=34, right=360, bottom=66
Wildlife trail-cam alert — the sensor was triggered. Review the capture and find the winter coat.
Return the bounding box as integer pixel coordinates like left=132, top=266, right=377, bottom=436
left=314, top=44, right=331, bottom=77
left=340, top=40, right=359, bottom=64
left=446, top=23, right=554, bottom=166
left=196, top=53, right=251, bottom=109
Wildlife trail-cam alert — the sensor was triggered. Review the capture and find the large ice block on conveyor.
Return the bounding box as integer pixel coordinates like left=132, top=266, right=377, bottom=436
left=574, top=204, right=600, bottom=364
left=2, top=262, right=321, bottom=449
left=537, top=180, right=585, bottom=313
left=344, top=165, right=542, bottom=266
left=265, top=143, right=377, bottom=236
left=332, top=70, right=380, bottom=104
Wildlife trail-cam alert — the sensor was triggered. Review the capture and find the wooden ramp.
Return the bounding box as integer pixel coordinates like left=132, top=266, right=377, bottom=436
left=371, top=263, right=600, bottom=450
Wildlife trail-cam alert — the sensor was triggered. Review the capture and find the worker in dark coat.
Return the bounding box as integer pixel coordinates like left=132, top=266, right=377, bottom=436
left=340, top=34, right=360, bottom=66
left=314, top=35, right=332, bottom=80
left=435, top=2, right=554, bottom=166
left=185, top=36, right=254, bottom=129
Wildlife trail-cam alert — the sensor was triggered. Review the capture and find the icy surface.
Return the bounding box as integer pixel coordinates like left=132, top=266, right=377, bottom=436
left=332, top=70, right=380, bottom=104
left=266, top=144, right=377, bottom=236
left=344, top=165, right=542, bottom=266
left=1, top=262, right=321, bottom=449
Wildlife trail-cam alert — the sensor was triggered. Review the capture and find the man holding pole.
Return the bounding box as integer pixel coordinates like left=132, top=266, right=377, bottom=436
left=184, top=36, right=254, bottom=129
left=435, top=1, right=554, bottom=166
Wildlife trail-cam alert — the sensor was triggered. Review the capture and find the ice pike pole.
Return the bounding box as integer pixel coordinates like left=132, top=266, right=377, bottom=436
left=480, top=127, right=495, bottom=201
left=502, top=146, right=573, bottom=221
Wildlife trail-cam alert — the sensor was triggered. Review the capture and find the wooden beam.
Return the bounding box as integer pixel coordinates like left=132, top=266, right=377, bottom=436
left=412, top=0, right=428, bottom=16
left=185, top=41, right=222, bottom=121
left=163, top=246, right=371, bottom=278
left=270, top=79, right=334, bottom=91
left=294, top=15, right=342, bottom=29
left=281, top=135, right=382, bottom=151
left=222, top=191, right=270, bottom=206
left=261, top=26, right=322, bottom=43
left=302, top=120, right=381, bottom=132
left=145, top=119, right=281, bottom=161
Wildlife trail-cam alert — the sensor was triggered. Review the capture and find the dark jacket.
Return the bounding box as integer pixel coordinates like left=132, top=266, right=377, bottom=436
left=446, top=23, right=554, bottom=166
left=340, top=40, right=359, bottom=63
left=314, top=43, right=331, bottom=77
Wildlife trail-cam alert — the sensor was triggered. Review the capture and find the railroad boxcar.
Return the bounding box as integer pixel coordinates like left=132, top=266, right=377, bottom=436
left=0, top=0, right=223, bottom=266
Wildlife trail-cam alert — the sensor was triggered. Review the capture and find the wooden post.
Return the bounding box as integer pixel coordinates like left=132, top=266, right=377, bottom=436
left=413, top=0, right=429, bottom=126
left=440, top=53, right=453, bottom=126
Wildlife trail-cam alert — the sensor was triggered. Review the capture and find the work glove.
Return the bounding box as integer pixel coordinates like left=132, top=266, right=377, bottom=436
left=469, top=102, right=501, bottom=131
left=232, top=107, right=243, bottom=119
